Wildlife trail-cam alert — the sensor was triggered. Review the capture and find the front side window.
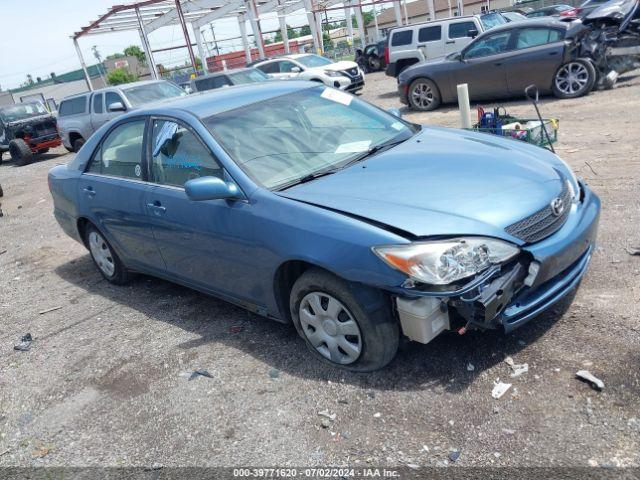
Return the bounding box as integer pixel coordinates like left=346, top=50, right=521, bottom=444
left=516, top=28, right=563, bottom=49
left=122, top=82, right=186, bottom=107
left=419, top=25, right=442, bottom=42
left=464, top=31, right=512, bottom=58
left=204, top=86, right=416, bottom=190
left=391, top=30, right=413, bottom=46
left=150, top=119, right=222, bottom=188
left=279, top=61, right=299, bottom=73
left=257, top=62, right=279, bottom=74
left=105, top=92, right=125, bottom=110
left=87, top=120, right=146, bottom=179
left=449, top=21, right=477, bottom=39
left=93, top=93, right=103, bottom=114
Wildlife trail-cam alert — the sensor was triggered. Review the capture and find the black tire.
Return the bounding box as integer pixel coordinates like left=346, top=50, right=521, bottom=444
left=552, top=59, right=596, bottom=99
left=73, top=138, right=85, bottom=153
left=290, top=268, right=399, bottom=372
left=407, top=77, right=441, bottom=111
left=8, top=139, right=33, bottom=166
left=0, top=150, right=3, bottom=165
left=64, top=145, right=75, bottom=153
left=37, top=148, right=50, bottom=155
left=83, top=223, right=131, bottom=285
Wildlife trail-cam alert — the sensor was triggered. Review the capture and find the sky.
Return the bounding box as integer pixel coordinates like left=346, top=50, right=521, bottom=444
left=0, top=0, right=378, bottom=90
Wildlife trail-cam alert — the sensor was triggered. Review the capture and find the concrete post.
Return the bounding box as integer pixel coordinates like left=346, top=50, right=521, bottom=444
left=247, top=0, right=266, bottom=59
left=73, top=38, right=93, bottom=91
left=344, top=4, right=354, bottom=47
left=372, top=3, right=380, bottom=41
left=277, top=2, right=290, bottom=54
left=403, top=0, right=409, bottom=23
left=457, top=0, right=464, bottom=15
left=193, top=27, right=210, bottom=74
left=394, top=0, right=403, bottom=26
left=238, top=15, right=252, bottom=63
left=352, top=1, right=366, bottom=49
left=426, top=0, right=436, bottom=20
left=303, top=0, right=322, bottom=54
left=135, top=6, right=159, bottom=79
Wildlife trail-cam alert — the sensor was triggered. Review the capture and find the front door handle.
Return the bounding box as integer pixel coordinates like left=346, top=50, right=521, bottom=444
left=83, top=186, right=96, bottom=197
left=146, top=201, right=166, bottom=215
left=446, top=40, right=455, bottom=44
left=494, top=62, right=503, bottom=66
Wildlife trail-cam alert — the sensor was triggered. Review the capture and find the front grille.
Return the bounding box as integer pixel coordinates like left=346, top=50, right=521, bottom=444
left=342, top=67, right=359, bottom=78
left=34, top=121, right=57, bottom=137
left=505, top=181, right=572, bottom=243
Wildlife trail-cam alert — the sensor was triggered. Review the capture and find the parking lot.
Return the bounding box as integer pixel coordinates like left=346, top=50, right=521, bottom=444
left=1, top=71, right=639, bottom=468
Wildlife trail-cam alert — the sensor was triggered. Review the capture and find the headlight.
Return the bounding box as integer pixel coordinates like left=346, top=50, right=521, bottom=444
left=373, top=237, right=520, bottom=285
left=324, top=70, right=344, bottom=77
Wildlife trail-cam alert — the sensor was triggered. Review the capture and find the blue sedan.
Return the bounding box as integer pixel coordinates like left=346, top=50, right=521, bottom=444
left=48, top=81, right=600, bottom=371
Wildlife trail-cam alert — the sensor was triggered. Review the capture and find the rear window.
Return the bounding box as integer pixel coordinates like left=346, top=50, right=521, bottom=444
left=448, top=21, right=477, bottom=39
left=516, top=28, right=564, bottom=49
left=418, top=25, right=442, bottom=42
left=59, top=96, right=87, bottom=117
left=391, top=30, right=413, bottom=46
left=194, top=75, right=231, bottom=92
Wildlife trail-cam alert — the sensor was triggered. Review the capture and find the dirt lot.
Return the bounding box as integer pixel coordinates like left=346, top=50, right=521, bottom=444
left=1, top=72, right=639, bottom=469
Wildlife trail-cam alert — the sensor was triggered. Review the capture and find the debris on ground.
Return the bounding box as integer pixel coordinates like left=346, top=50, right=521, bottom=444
left=229, top=325, right=243, bottom=334
left=492, top=380, right=512, bottom=399
left=318, top=410, right=336, bottom=421
left=0, top=449, right=10, bottom=457
left=505, top=356, right=529, bottom=377
left=32, top=443, right=53, bottom=458
left=624, top=245, right=640, bottom=256
left=0, top=249, right=6, bottom=255
left=14, top=333, right=33, bottom=352
left=373, top=412, right=382, bottom=418
left=467, top=363, right=475, bottom=371
left=188, top=369, right=213, bottom=381
left=38, top=306, right=62, bottom=315
left=320, top=418, right=331, bottom=429
left=576, top=370, right=604, bottom=391
left=449, top=450, right=460, bottom=462
left=268, top=368, right=280, bottom=379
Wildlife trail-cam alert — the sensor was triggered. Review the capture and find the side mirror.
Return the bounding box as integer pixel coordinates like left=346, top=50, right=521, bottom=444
left=467, top=28, right=479, bottom=38
left=387, top=108, right=402, bottom=118
left=107, top=101, right=126, bottom=112
left=291, top=66, right=301, bottom=73
left=452, top=52, right=463, bottom=61
left=185, top=176, right=243, bottom=201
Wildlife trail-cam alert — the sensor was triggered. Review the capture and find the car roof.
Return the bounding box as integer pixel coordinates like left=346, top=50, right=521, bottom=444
left=130, top=80, right=316, bottom=119
left=476, top=17, right=573, bottom=34
left=192, top=68, right=254, bottom=80
left=530, top=4, right=573, bottom=11
left=60, top=80, right=171, bottom=101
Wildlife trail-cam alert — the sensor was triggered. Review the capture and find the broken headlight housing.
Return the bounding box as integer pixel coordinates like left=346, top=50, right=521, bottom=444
left=373, top=237, right=520, bottom=286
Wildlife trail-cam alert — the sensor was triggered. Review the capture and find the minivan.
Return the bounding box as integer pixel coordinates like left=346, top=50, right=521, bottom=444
left=385, top=12, right=509, bottom=77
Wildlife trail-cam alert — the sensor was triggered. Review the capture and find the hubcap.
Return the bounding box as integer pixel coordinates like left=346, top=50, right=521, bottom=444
left=555, top=62, right=589, bottom=95
left=88, top=231, right=115, bottom=277
left=411, top=82, right=434, bottom=109
left=299, top=292, right=362, bottom=365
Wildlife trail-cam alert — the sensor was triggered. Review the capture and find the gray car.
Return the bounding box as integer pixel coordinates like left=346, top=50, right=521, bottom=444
left=57, top=80, right=186, bottom=152
left=398, top=19, right=597, bottom=110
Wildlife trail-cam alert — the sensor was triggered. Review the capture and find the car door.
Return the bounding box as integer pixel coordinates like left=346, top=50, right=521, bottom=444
left=449, top=30, right=514, bottom=100
left=417, top=24, right=444, bottom=59
left=444, top=19, right=479, bottom=54
left=503, top=27, right=566, bottom=95
left=143, top=117, right=258, bottom=301
left=80, top=117, right=165, bottom=272
left=89, top=92, right=109, bottom=131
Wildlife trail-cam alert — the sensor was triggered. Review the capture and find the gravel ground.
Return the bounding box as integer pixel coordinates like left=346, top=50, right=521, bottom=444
left=0, top=72, right=639, bottom=469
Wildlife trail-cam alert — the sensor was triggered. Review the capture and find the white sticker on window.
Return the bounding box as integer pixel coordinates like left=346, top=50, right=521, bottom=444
left=321, top=87, right=352, bottom=106
left=391, top=121, right=405, bottom=131
left=335, top=140, right=371, bottom=154
left=134, top=164, right=141, bottom=177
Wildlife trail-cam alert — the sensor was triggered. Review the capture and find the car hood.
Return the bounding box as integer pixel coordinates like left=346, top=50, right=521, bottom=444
left=320, top=60, right=359, bottom=72
left=4, top=113, right=57, bottom=128
left=278, top=127, right=567, bottom=242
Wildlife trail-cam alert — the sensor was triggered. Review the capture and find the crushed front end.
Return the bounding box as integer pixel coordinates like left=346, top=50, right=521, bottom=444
left=7, top=116, right=62, bottom=152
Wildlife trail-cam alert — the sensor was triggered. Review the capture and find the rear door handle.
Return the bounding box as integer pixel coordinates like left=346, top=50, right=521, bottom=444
left=446, top=40, right=455, bottom=44
left=494, top=62, right=503, bottom=66
left=83, top=186, right=96, bottom=197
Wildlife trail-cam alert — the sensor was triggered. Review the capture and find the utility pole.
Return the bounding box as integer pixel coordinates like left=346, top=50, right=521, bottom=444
left=209, top=24, right=220, bottom=56
left=91, top=45, right=107, bottom=85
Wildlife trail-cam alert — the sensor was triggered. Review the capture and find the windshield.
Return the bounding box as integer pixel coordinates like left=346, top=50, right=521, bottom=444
left=480, top=12, right=508, bottom=30
left=122, top=82, right=186, bottom=107
left=204, top=86, right=415, bottom=190
left=229, top=69, right=269, bottom=84
left=0, top=102, right=48, bottom=122
left=295, top=55, right=333, bottom=68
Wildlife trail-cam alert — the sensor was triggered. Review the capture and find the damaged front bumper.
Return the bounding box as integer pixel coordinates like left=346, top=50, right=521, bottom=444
left=391, top=181, right=600, bottom=343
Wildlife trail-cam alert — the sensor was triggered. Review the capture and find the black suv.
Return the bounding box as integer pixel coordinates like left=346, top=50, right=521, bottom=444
left=0, top=102, right=62, bottom=166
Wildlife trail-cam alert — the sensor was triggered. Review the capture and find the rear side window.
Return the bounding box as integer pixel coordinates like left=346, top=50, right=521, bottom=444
left=87, top=120, right=146, bottom=179
left=391, top=30, right=413, bottom=46
left=58, top=96, right=87, bottom=117
left=449, top=21, right=477, bottom=39
left=257, top=62, right=279, bottom=74
left=194, top=76, right=231, bottom=91
left=92, top=93, right=103, bottom=114
left=418, top=25, right=442, bottom=42
left=516, top=28, right=563, bottom=49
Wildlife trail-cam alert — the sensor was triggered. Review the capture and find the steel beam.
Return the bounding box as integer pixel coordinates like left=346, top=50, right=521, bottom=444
left=246, top=0, right=266, bottom=59
left=175, top=0, right=199, bottom=75
left=238, top=14, right=252, bottom=63
left=136, top=6, right=159, bottom=79
left=277, top=0, right=290, bottom=54
left=303, top=0, right=321, bottom=54
left=193, top=26, right=210, bottom=73
left=193, top=0, right=244, bottom=29
left=73, top=38, right=93, bottom=91
left=394, top=0, right=403, bottom=26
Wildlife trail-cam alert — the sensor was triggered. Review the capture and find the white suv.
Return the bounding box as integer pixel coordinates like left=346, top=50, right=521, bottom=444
left=254, top=54, right=365, bottom=93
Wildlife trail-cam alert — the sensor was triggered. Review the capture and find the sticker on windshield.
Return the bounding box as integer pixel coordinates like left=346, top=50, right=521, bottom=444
left=321, top=87, right=352, bottom=106
left=134, top=164, right=141, bottom=177
left=391, top=121, right=404, bottom=131
left=335, top=140, right=371, bottom=154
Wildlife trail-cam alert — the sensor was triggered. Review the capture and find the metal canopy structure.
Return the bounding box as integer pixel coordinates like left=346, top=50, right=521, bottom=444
left=72, top=0, right=408, bottom=90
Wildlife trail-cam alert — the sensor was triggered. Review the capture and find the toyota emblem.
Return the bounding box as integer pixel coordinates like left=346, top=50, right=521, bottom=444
left=550, top=197, right=565, bottom=217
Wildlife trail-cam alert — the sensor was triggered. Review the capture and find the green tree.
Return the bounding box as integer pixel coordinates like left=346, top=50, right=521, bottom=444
left=124, top=45, right=146, bottom=64
left=106, top=52, right=125, bottom=60
left=300, top=25, right=312, bottom=36
left=107, top=67, right=138, bottom=85
left=274, top=24, right=299, bottom=43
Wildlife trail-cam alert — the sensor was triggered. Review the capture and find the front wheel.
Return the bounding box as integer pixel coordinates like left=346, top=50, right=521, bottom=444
left=552, top=59, right=596, bottom=99
left=84, top=224, right=130, bottom=285
left=408, top=78, right=441, bottom=111
left=8, top=139, right=33, bottom=166
left=290, top=268, right=399, bottom=371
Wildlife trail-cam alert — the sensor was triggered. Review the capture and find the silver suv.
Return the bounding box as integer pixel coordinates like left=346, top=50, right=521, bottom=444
left=57, top=80, right=186, bottom=152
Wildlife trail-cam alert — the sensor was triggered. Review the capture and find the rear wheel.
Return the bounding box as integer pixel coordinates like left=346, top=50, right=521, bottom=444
left=552, top=59, right=596, bottom=99
left=73, top=138, right=85, bottom=153
left=8, top=139, right=33, bottom=166
left=290, top=268, right=399, bottom=371
left=408, top=78, right=441, bottom=111
left=84, top=224, right=130, bottom=285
